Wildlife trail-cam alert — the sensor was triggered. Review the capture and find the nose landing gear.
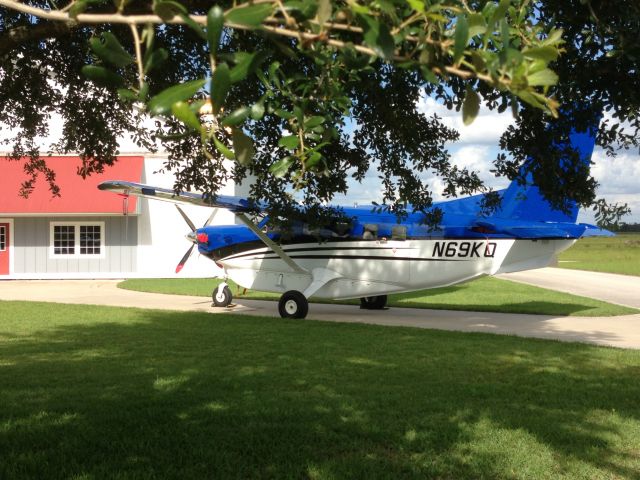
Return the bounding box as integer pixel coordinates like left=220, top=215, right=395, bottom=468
left=212, top=283, right=233, bottom=307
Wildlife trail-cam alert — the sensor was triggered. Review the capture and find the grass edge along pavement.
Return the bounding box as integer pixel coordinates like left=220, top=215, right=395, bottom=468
left=1, top=300, right=640, bottom=479
left=118, top=276, right=638, bottom=317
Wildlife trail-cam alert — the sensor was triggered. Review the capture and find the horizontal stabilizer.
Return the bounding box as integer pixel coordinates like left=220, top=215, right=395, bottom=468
left=474, top=219, right=587, bottom=239
left=579, top=223, right=615, bottom=237
left=98, top=181, right=259, bottom=213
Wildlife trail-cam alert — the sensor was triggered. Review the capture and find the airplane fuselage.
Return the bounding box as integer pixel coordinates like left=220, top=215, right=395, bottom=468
left=208, top=237, right=575, bottom=300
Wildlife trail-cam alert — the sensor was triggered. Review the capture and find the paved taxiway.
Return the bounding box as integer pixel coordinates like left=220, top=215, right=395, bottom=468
left=499, top=267, right=640, bottom=309
left=1, top=268, right=639, bottom=349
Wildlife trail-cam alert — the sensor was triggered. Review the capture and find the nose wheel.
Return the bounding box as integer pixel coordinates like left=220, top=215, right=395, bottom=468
left=278, top=290, right=309, bottom=319
left=212, top=284, right=233, bottom=307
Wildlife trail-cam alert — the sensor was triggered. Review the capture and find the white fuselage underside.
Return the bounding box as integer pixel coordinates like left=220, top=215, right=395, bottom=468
left=219, top=238, right=576, bottom=300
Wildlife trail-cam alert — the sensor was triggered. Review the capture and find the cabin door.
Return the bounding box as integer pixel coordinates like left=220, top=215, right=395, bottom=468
left=0, top=222, right=9, bottom=275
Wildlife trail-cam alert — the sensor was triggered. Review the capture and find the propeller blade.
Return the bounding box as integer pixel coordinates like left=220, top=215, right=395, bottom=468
left=175, top=204, right=197, bottom=232
left=175, top=244, right=195, bottom=273
left=203, top=208, right=218, bottom=227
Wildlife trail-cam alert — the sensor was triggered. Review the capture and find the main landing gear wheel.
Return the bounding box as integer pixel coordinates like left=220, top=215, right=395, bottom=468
left=278, top=290, right=309, bottom=319
left=360, top=295, right=388, bottom=310
left=212, top=285, right=233, bottom=307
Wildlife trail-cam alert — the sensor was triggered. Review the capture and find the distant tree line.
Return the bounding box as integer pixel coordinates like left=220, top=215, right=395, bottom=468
left=616, top=223, right=640, bottom=233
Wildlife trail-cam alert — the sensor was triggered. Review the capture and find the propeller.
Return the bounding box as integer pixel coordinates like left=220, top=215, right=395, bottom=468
left=175, top=205, right=197, bottom=232
left=173, top=204, right=218, bottom=273
left=175, top=244, right=195, bottom=274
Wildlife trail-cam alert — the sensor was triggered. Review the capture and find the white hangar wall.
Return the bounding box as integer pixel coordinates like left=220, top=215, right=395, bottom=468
left=135, top=156, right=231, bottom=279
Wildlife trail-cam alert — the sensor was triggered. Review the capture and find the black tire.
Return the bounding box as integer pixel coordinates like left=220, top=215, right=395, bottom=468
left=360, top=295, right=388, bottom=310
left=278, top=290, right=309, bottom=319
left=212, top=285, right=233, bottom=307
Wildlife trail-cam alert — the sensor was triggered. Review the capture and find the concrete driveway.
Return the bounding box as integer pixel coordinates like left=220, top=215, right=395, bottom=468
left=499, top=267, right=640, bottom=309
left=1, top=274, right=639, bottom=349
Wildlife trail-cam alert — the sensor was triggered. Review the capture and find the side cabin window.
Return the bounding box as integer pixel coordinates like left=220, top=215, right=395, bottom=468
left=363, top=224, right=378, bottom=240
left=392, top=225, right=407, bottom=241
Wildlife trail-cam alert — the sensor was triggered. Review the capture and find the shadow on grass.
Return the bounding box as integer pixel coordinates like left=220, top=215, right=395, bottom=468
left=1, top=302, right=640, bottom=479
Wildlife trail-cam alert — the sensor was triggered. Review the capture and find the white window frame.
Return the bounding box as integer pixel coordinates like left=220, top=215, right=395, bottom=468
left=49, top=221, right=106, bottom=259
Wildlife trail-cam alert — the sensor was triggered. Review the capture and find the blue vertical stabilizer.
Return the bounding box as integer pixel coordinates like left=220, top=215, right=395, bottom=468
left=497, top=122, right=599, bottom=223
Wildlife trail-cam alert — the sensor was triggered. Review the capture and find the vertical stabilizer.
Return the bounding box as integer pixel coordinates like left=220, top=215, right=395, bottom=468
left=497, top=121, right=599, bottom=223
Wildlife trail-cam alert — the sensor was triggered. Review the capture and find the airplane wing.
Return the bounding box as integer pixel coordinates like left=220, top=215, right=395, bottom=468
left=98, top=180, right=259, bottom=213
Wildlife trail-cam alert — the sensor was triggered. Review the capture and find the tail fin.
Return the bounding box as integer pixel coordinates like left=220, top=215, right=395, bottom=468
left=497, top=120, right=599, bottom=223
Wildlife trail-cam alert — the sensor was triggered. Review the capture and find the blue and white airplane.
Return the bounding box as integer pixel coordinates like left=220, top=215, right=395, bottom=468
left=99, top=125, right=608, bottom=319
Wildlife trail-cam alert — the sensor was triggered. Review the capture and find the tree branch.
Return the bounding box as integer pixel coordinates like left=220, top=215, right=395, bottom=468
left=0, top=21, right=73, bottom=57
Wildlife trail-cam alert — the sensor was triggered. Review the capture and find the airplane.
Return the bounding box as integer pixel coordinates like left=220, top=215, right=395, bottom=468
left=98, top=123, right=609, bottom=319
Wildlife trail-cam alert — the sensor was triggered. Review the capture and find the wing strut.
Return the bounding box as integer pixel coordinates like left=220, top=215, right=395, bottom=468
left=234, top=213, right=307, bottom=274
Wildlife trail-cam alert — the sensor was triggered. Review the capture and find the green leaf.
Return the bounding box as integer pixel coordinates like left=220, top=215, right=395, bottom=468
left=117, top=88, right=138, bottom=102
left=232, top=129, right=255, bottom=166
left=304, top=116, right=325, bottom=128
left=207, top=5, right=224, bottom=59
left=468, top=13, right=487, bottom=37
left=316, top=0, right=332, bottom=24
left=285, top=0, right=318, bottom=18
left=407, top=0, right=425, bottom=13
left=153, top=0, right=187, bottom=21
left=453, top=15, right=469, bottom=65
left=213, top=137, right=235, bottom=160
left=527, top=68, right=558, bottom=86
left=275, top=109, right=294, bottom=120
left=500, top=18, right=510, bottom=49
left=358, top=14, right=395, bottom=60
left=210, top=63, right=231, bottom=113
left=81, top=65, right=124, bottom=88
left=305, top=151, right=322, bottom=169
left=171, top=101, right=202, bottom=131
left=420, top=66, right=439, bottom=85
left=544, top=28, right=564, bottom=46
left=462, top=87, right=480, bottom=126
left=347, top=0, right=370, bottom=15
left=143, top=48, right=168, bottom=74
left=516, top=90, right=545, bottom=109
left=138, top=82, right=149, bottom=101
left=69, top=0, right=87, bottom=19
left=250, top=101, right=265, bottom=120
left=226, top=4, right=273, bottom=27
left=89, top=32, right=133, bottom=68
left=230, top=52, right=257, bottom=83
left=278, top=135, right=300, bottom=150
left=269, top=157, right=294, bottom=177
left=221, top=106, right=251, bottom=127
left=489, top=0, right=510, bottom=28
left=522, top=46, right=559, bottom=62
left=147, top=78, right=206, bottom=115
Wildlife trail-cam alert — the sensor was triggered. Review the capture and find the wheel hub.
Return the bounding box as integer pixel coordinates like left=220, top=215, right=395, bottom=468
left=285, top=299, right=298, bottom=314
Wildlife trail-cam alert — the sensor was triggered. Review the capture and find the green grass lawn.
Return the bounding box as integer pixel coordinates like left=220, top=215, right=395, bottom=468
left=1, top=301, right=640, bottom=479
left=558, top=233, right=640, bottom=276
left=119, top=276, right=638, bottom=317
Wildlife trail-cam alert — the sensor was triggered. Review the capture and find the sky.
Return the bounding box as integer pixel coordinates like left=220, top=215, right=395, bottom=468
left=332, top=95, right=640, bottom=224
left=2, top=96, right=639, bottom=224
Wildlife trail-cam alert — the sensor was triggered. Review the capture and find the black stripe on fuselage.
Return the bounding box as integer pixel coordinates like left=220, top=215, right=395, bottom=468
left=220, top=244, right=411, bottom=261
left=223, top=254, right=467, bottom=262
